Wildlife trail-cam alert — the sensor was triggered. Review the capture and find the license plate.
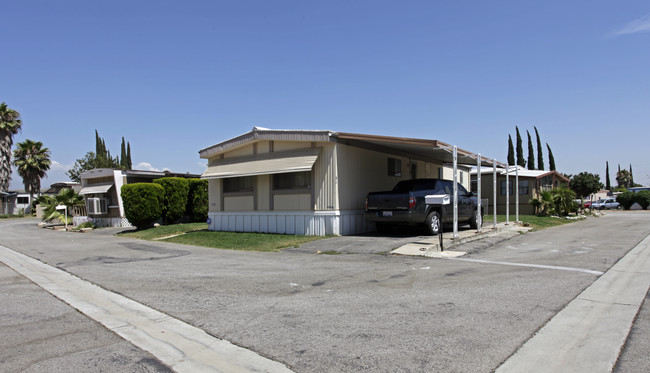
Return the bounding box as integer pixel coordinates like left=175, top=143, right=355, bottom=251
left=382, top=211, right=392, bottom=217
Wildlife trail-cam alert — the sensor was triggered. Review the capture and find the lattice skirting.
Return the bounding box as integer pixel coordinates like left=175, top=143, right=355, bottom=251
left=73, top=216, right=132, bottom=227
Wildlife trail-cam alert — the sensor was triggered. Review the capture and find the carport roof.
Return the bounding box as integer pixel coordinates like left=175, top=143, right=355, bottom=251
left=199, top=127, right=503, bottom=167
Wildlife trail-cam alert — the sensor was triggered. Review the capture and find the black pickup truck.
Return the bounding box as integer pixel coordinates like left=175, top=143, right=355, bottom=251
left=364, top=178, right=482, bottom=235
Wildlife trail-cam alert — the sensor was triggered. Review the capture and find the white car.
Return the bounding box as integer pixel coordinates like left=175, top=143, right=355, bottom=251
left=591, top=198, right=620, bottom=210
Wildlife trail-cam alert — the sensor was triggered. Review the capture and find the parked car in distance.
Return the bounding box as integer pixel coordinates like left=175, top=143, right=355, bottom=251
left=591, top=198, right=620, bottom=210
left=584, top=200, right=593, bottom=208
left=364, top=178, right=482, bottom=235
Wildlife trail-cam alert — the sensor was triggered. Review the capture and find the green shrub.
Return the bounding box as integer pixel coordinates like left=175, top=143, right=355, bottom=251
left=187, top=178, right=208, bottom=222
left=153, top=177, right=190, bottom=224
left=635, top=190, right=650, bottom=210
left=616, top=192, right=635, bottom=210
left=121, top=183, right=164, bottom=228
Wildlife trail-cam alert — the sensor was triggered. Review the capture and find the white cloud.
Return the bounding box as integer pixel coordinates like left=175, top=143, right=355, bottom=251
left=197, top=161, right=207, bottom=169
left=50, top=160, right=72, bottom=170
left=613, top=14, right=650, bottom=36
left=135, top=162, right=161, bottom=172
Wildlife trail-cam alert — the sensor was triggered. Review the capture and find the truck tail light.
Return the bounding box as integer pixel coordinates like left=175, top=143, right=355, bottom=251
left=409, top=196, right=416, bottom=209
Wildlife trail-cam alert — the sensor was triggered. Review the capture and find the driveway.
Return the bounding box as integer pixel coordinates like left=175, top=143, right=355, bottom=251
left=1, top=212, right=649, bottom=372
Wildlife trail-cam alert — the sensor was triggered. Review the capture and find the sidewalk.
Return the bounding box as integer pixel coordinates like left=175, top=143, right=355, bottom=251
left=496, top=233, right=650, bottom=372
left=390, top=222, right=531, bottom=257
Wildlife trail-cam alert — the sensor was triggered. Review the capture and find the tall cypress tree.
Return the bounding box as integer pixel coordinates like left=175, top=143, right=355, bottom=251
left=605, top=161, right=611, bottom=190
left=546, top=143, right=556, bottom=171
left=516, top=126, right=525, bottom=167
left=507, top=135, right=515, bottom=166
left=126, top=142, right=132, bottom=169
left=526, top=130, right=535, bottom=170
left=534, top=126, right=544, bottom=170
left=630, top=164, right=634, bottom=185
left=120, top=137, right=127, bottom=168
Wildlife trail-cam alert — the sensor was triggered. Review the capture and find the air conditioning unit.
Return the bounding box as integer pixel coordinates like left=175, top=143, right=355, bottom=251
left=86, top=198, right=108, bottom=215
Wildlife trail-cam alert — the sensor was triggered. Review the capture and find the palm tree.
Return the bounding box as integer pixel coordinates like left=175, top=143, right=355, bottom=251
left=0, top=102, right=23, bottom=191
left=12, top=139, right=51, bottom=208
left=39, top=188, right=84, bottom=224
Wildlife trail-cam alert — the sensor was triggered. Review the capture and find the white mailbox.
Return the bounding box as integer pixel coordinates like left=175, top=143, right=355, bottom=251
left=425, top=194, right=450, bottom=205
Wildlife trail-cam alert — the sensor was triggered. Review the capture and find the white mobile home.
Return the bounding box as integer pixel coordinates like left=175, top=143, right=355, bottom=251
left=200, top=127, right=490, bottom=236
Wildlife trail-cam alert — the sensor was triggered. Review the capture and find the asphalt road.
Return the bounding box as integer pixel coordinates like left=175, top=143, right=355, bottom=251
left=1, top=211, right=649, bottom=372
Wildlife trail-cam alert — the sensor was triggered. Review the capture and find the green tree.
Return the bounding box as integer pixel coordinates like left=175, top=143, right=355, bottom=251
left=526, top=130, right=535, bottom=170
left=629, top=164, right=634, bottom=185
left=153, top=177, right=190, bottom=224
left=516, top=126, right=525, bottom=167
left=616, top=169, right=632, bottom=189
left=546, top=143, right=556, bottom=171
left=569, top=172, right=603, bottom=199
left=507, top=135, right=515, bottom=166
left=605, top=161, right=611, bottom=190
left=0, top=102, right=23, bottom=191
left=120, top=137, right=127, bottom=168
left=126, top=142, right=132, bottom=169
left=12, top=140, right=51, bottom=204
left=534, top=126, right=544, bottom=170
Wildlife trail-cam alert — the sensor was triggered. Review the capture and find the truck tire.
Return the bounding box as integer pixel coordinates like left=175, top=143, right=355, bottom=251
left=469, top=209, right=482, bottom=229
left=426, top=211, right=441, bottom=235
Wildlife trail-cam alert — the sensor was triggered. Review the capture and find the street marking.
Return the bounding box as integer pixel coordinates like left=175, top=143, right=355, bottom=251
left=0, top=245, right=293, bottom=373
left=446, top=257, right=604, bottom=275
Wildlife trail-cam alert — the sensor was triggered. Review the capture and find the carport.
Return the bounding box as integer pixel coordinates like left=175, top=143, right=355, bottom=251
left=334, top=133, right=510, bottom=238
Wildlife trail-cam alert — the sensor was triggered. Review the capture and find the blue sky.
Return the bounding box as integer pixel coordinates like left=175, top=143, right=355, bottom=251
left=3, top=1, right=650, bottom=189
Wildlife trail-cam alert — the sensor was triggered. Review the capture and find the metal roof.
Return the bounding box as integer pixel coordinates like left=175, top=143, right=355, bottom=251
left=199, top=127, right=503, bottom=167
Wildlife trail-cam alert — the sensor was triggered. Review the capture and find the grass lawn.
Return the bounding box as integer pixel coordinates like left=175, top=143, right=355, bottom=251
left=118, top=222, right=327, bottom=252
left=484, top=214, right=582, bottom=231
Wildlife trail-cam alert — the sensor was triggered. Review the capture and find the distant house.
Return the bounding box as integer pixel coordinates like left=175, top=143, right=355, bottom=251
left=44, top=182, right=81, bottom=195
left=0, top=190, right=34, bottom=215
left=471, top=166, right=569, bottom=215
left=75, top=168, right=200, bottom=227
left=199, top=127, right=491, bottom=236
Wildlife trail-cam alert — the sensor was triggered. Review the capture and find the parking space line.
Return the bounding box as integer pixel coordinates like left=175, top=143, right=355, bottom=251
left=0, top=244, right=294, bottom=373
left=446, top=257, right=604, bottom=275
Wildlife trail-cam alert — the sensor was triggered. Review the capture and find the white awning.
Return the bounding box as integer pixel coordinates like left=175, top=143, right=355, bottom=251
left=202, top=148, right=320, bottom=179
left=79, top=183, right=113, bottom=195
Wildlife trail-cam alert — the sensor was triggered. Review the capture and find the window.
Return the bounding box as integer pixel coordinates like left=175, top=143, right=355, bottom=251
left=388, top=158, right=402, bottom=177
left=87, top=198, right=108, bottom=215
left=470, top=179, right=478, bottom=193
left=17, top=197, right=29, bottom=204
left=519, top=180, right=529, bottom=195
left=273, top=171, right=311, bottom=190
left=223, top=176, right=255, bottom=193
left=500, top=180, right=513, bottom=195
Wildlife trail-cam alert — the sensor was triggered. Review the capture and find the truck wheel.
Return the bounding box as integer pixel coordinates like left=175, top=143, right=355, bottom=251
left=426, top=212, right=441, bottom=235
left=469, top=209, right=482, bottom=229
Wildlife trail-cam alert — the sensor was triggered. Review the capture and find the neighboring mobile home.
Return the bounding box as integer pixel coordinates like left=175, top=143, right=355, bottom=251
left=199, top=127, right=491, bottom=236
left=471, top=166, right=569, bottom=215
left=76, top=168, right=200, bottom=227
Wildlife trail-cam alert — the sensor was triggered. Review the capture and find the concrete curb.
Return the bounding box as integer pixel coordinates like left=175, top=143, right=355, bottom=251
left=496, top=233, right=650, bottom=372
left=0, top=244, right=294, bottom=373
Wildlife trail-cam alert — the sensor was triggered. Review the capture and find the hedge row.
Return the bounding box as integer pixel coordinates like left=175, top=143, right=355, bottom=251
left=616, top=190, right=650, bottom=210
left=121, top=178, right=208, bottom=228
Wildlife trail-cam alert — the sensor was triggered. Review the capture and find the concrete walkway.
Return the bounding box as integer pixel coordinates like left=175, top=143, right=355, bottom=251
left=496, top=233, right=650, bottom=372
left=391, top=222, right=531, bottom=257
left=0, top=244, right=293, bottom=373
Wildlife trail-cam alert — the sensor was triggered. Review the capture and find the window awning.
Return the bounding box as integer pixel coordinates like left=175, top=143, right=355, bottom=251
left=79, top=183, right=113, bottom=195
left=202, top=148, right=320, bottom=179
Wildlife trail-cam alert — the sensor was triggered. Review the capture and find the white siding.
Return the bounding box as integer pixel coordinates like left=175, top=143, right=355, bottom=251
left=313, top=142, right=338, bottom=211
left=223, top=144, right=255, bottom=158
left=208, top=179, right=222, bottom=212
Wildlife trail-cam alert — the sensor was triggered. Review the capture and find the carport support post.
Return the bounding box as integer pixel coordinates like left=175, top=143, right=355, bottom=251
left=505, top=164, right=510, bottom=225
left=476, top=154, right=481, bottom=233
left=493, top=159, right=497, bottom=228
left=453, top=145, right=458, bottom=239
left=516, top=165, right=519, bottom=223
